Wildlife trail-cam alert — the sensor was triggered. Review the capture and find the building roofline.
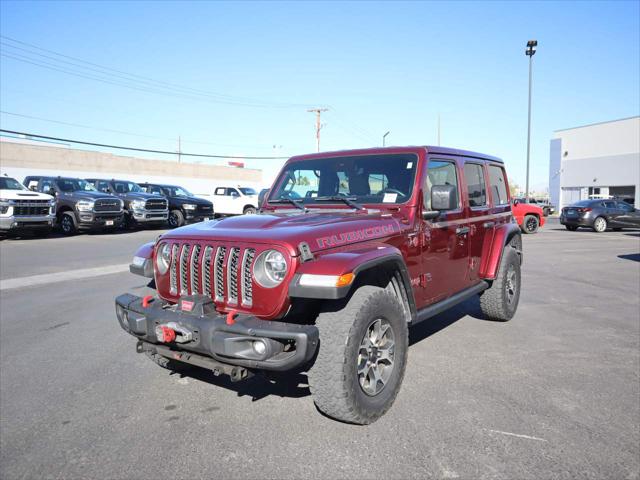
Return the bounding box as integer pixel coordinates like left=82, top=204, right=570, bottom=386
left=554, top=116, right=640, bottom=133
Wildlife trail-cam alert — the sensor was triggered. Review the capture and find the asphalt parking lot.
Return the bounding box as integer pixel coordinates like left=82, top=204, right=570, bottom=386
left=1, top=219, right=639, bottom=479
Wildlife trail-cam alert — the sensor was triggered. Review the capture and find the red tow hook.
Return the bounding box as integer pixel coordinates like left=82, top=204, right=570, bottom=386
left=158, top=326, right=176, bottom=343
left=226, top=310, right=238, bottom=326
left=142, top=295, right=154, bottom=308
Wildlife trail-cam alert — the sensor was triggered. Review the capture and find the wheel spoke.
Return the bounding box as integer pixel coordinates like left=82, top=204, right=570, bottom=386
left=370, top=319, right=382, bottom=345
left=378, top=342, right=395, bottom=363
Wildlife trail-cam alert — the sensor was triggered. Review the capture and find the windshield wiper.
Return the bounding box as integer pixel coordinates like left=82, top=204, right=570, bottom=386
left=314, top=196, right=365, bottom=211
left=269, top=198, right=308, bottom=212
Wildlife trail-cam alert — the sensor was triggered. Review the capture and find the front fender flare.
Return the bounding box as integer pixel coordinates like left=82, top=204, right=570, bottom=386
left=130, top=241, right=155, bottom=278
left=287, top=244, right=416, bottom=318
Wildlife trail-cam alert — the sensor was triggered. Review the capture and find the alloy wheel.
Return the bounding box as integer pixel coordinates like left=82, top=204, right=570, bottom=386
left=357, top=318, right=395, bottom=396
left=594, top=217, right=606, bottom=232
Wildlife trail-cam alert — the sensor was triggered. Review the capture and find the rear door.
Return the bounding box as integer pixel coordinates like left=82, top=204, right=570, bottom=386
left=462, top=161, right=492, bottom=282
left=420, top=156, right=469, bottom=305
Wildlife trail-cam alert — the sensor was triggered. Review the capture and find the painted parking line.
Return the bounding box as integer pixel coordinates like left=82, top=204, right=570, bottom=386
left=0, top=264, right=129, bottom=291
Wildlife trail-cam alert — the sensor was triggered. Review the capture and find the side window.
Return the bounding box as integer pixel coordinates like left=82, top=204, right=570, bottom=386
left=150, top=186, right=162, bottom=195
left=487, top=165, right=509, bottom=205
left=464, top=163, right=487, bottom=207
left=40, top=179, right=54, bottom=193
left=214, top=187, right=226, bottom=195
left=97, top=181, right=109, bottom=193
left=604, top=201, right=616, bottom=208
left=616, top=201, right=633, bottom=211
left=228, top=189, right=240, bottom=197
left=424, top=160, right=459, bottom=210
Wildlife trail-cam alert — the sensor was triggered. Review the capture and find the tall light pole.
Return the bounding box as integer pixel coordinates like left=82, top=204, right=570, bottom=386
left=382, top=131, right=390, bottom=147
left=525, top=39, right=537, bottom=202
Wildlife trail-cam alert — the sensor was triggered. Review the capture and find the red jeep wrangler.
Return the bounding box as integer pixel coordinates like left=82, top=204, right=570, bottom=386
left=117, top=146, right=522, bottom=424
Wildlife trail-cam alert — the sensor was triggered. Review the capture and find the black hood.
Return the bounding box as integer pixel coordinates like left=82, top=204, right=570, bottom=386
left=61, top=191, right=119, bottom=201
left=171, top=195, right=212, bottom=205
left=118, top=192, right=162, bottom=201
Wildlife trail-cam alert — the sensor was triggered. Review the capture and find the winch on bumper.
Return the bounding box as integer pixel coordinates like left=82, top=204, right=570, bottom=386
left=115, top=293, right=318, bottom=373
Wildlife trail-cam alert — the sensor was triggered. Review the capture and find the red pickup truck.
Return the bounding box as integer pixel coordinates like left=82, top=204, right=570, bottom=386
left=512, top=199, right=545, bottom=234
left=117, top=146, right=523, bottom=424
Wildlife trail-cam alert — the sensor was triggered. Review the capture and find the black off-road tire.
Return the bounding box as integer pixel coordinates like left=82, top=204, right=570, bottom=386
left=565, top=225, right=578, bottom=231
left=522, top=214, right=539, bottom=234
left=169, top=209, right=185, bottom=228
left=144, top=350, right=192, bottom=372
left=307, top=285, right=408, bottom=425
left=243, top=206, right=257, bottom=215
left=60, top=212, right=77, bottom=236
left=479, top=246, right=521, bottom=322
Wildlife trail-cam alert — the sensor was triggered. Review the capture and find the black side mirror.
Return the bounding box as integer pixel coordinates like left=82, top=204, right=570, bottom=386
left=513, top=199, right=519, bottom=206
left=422, top=185, right=457, bottom=220
left=432, top=184, right=457, bottom=210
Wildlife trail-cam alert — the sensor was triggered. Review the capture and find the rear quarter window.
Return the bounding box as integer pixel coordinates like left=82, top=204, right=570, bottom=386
left=487, top=165, right=509, bottom=205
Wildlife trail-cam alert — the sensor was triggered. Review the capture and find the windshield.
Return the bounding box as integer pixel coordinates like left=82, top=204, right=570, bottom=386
left=56, top=178, right=96, bottom=192
left=112, top=181, right=143, bottom=193
left=269, top=154, right=418, bottom=206
left=0, top=177, right=26, bottom=190
left=166, top=186, right=192, bottom=197
left=239, top=188, right=257, bottom=195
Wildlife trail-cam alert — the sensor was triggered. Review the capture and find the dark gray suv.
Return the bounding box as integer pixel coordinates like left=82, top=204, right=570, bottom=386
left=560, top=199, right=640, bottom=232
left=24, top=176, right=124, bottom=235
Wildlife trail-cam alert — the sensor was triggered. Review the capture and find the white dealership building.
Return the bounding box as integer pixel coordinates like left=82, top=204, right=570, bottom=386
left=548, top=116, right=640, bottom=209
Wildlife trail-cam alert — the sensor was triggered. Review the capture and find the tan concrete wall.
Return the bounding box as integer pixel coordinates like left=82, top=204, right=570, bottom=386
left=0, top=140, right=262, bottom=183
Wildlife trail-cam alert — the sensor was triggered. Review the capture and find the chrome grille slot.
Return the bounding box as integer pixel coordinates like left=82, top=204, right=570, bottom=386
left=202, top=246, right=213, bottom=297
left=190, top=245, right=201, bottom=294
left=179, top=244, right=190, bottom=295
left=241, top=249, right=255, bottom=306
left=169, top=244, right=179, bottom=295
left=227, top=248, right=240, bottom=305
left=214, top=246, right=227, bottom=302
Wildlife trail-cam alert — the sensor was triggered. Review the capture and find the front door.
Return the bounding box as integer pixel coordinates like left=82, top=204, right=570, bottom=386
left=420, top=156, right=470, bottom=306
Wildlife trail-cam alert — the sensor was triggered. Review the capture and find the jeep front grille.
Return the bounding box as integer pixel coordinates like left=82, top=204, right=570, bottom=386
left=168, top=242, right=259, bottom=308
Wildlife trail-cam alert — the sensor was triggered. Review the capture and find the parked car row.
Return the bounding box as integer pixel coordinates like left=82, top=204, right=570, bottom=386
left=1, top=173, right=260, bottom=238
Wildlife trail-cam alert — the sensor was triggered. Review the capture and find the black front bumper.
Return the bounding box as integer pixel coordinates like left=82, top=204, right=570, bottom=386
left=115, top=293, right=318, bottom=372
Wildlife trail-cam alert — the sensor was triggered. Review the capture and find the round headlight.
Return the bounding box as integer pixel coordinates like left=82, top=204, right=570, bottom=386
left=253, top=249, right=287, bottom=288
left=156, top=243, right=171, bottom=275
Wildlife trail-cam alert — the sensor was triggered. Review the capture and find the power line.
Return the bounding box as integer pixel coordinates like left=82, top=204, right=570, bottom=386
left=0, top=129, right=289, bottom=160
left=0, top=35, right=322, bottom=109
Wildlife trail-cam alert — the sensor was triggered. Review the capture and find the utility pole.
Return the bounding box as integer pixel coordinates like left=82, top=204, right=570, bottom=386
left=307, top=108, right=328, bottom=152
left=525, top=39, right=537, bottom=201
left=177, top=136, right=182, bottom=163
left=382, top=131, right=390, bottom=147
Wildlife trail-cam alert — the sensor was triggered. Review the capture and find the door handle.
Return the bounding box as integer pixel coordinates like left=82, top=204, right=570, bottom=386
left=483, top=221, right=495, bottom=228
left=456, top=226, right=470, bottom=235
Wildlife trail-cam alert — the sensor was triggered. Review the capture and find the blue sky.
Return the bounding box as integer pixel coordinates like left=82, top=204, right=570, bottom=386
left=1, top=0, right=638, bottom=189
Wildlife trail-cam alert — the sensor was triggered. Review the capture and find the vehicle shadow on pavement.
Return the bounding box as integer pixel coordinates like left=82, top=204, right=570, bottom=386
left=172, top=368, right=311, bottom=401
left=618, top=253, right=640, bottom=262
left=409, top=296, right=485, bottom=346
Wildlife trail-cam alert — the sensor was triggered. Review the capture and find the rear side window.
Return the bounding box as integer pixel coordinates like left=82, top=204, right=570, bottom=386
left=215, top=188, right=226, bottom=195
left=488, top=165, right=509, bottom=205
left=425, top=159, right=459, bottom=210
left=464, top=163, right=487, bottom=207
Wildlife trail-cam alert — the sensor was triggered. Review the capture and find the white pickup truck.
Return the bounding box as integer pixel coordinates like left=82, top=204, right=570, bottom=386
left=199, top=186, right=259, bottom=216
left=0, top=174, right=56, bottom=236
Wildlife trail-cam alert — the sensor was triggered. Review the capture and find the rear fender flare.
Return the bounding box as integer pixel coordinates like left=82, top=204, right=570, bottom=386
left=479, top=223, right=522, bottom=280
left=288, top=244, right=416, bottom=320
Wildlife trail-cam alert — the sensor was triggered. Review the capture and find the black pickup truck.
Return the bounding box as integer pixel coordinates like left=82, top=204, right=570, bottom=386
left=138, top=183, right=214, bottom=228
left=23, top=176, right=124, bottom=235
left=86, top=178, right=169, bottom=229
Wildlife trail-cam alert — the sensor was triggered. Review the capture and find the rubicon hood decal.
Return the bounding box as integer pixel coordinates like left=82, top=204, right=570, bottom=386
left=316, top=224, right=395, bottom=248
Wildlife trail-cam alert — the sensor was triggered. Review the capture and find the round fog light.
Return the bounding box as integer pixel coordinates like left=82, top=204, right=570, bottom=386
left=252, top=340, right=267, bottom=355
